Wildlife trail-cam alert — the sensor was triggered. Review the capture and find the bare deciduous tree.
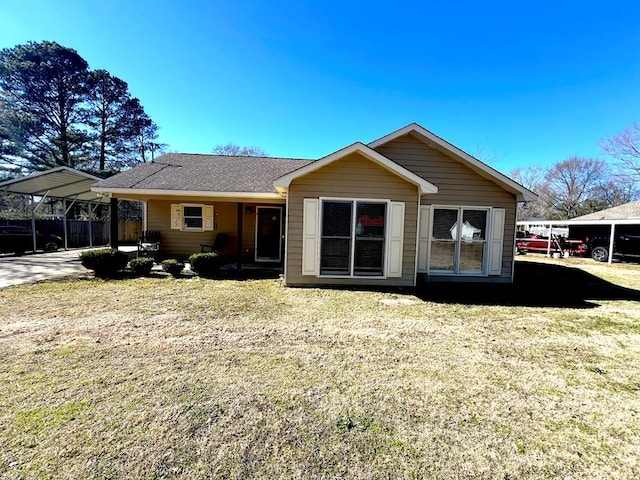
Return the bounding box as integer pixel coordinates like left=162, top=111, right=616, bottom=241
left=513, top=157, right=615, bottom=220
left=601, top=122, right=640, bottom=181
left=543, top=157, right=606, bottom=219
left=511, top=166, right=547, bottom=220
left=212, top=143, right=267, bottom=156
left=472, top=142, right=502, bottom=166
left=591, top=178, right=638, bottom=209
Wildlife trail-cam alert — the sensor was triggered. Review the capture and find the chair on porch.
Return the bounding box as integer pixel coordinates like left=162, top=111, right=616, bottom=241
left=200, top=232, right=228, bottom=255
left=137, top=230, right=161, bottom=260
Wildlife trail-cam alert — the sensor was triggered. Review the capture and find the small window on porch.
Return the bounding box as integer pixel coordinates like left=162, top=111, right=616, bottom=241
left=183, top=205, right=203, bottom=230
left=171, top=203, right=214, bottom=231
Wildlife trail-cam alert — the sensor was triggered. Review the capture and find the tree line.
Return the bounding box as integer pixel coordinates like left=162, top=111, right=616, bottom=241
left=3, top=40, right=639, bottom=222
left=0, top=41, right=162, bottom=179
left=510, top=124, right=640, bottom=221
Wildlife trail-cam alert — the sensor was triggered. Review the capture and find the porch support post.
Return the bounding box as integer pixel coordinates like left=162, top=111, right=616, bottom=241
left=142, top=201, right=148, bottom=231
left=30, top=194, right=37, bottom=252
left=109, top=197, right=119, bottom=249
left=237, top=203, right=243, bottom=270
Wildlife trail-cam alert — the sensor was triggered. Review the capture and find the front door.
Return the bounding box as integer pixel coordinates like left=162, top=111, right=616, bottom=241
left=255, top=206, right=282, bottom=262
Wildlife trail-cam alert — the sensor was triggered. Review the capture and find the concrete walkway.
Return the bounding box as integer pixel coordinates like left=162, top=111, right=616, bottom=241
left=0, top=247, right=137, bottom=289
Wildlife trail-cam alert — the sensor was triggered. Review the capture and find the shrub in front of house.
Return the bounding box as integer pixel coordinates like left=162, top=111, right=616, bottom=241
left=80, top=248, right=129, bottom=278
left=188, top=252, right=220, bottom=278
left=129, top=257, right=154, bottom=276
left=161, top=259, right=184, bottom=278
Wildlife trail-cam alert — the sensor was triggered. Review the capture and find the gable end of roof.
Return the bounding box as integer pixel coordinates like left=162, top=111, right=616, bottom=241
left=273, top=142, right=438, bottom=195
left=368, top=123, right=537, bottom=202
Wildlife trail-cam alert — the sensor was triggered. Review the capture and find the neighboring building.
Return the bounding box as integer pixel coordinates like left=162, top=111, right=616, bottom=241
left=572, top=200, right=640, bottom=222
left=92, top=123, right=536, bottom=286
left=568, top=200, right=640, bottom=260
left=516, top=200, right=640, bottom=264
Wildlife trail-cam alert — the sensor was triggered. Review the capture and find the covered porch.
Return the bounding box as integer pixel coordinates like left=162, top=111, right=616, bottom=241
left=137, top=196, right=286, bottom=269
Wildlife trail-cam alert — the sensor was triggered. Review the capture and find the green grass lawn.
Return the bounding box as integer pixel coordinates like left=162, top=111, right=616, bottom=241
left=1, top=258, right=639, bottom=479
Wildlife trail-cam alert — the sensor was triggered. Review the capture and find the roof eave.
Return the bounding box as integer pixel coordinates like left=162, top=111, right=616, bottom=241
left=519, top=191, right=539, bottom=203
left=91, top=186, right=284, bottom=200
left=0, top=166, right=103, bottom=188
left=0, top=167, right=108, bottom=202
left=519, top=218, right=640, bottom=226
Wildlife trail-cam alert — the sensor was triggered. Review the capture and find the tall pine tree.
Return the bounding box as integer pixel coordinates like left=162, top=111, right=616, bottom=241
left=0, top=41, right=162, bottom=176
left=0, top=41, right=90, bottom=172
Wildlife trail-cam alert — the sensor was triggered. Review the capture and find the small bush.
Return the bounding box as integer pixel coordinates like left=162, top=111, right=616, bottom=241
left=188, top=252, right=220, bottom=278
left=129, top=257, right=154, bottom=276
left=161, top=259, right=184, bottom=278
left=80, top=248, right=129, bottom=278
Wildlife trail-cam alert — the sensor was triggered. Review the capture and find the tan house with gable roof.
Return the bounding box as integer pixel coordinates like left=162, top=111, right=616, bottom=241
left=93, top=123, right=536, bottom=287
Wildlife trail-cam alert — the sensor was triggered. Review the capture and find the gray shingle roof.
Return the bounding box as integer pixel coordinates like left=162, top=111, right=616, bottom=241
left=93, top=153, right=313, bottom=194
left=573, top=200, right=640, bottom=220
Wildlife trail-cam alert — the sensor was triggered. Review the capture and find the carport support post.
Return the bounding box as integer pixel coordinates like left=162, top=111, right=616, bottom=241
left=30, top=194, right=37, bottom=252
left=62, top=198, right=68, bottom=250
left=88, top=202, right=93, bottom=248
left=109, top=197, right=119, bottom=249
left=608, top=224, right=616, bottom=265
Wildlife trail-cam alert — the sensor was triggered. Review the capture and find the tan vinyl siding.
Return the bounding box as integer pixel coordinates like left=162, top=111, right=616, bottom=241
left=375, top=134, right=517, bottom=280
left=146, top=200, right=237, bottom=259
left=142, top=197, right=284, bottom=260
left=286, top=152, right=419, bottom=287
left=240, top=204, right=261, bottom=261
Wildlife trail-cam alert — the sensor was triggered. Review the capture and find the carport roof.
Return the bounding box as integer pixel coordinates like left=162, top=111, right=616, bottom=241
left=0, top=166, right=108, bottom=203
left=571, top=200, right=640, bottom=221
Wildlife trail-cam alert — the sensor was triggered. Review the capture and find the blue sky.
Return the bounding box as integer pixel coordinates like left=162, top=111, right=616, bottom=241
left=2, top=0, right=640, bottom=174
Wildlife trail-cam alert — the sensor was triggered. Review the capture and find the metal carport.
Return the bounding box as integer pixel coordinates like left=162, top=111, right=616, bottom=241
left=0, top=167, right=110, bottom=252
left=518, top=201, right=640, bottom=265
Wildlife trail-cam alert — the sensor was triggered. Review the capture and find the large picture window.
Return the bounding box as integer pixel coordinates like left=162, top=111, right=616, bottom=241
left=429, top=207, right=488, bottom=274
left=320, top=200, right=387, bottom=276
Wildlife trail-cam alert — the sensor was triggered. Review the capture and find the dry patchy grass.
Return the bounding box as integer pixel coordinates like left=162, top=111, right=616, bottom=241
left=1, top=262, right=639, bottom=479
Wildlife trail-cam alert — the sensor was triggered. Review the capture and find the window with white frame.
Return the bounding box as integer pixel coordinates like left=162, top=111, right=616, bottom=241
left=429, top=207, right=488, bottom=274
left=182, top=205, right=203, bottom=230
left=320, top=200, right=387, bottom=276
left=170, top=203, right=214, bottom=232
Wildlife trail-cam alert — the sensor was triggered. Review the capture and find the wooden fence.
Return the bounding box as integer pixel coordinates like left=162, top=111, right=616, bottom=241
left=0, top=219, right=141, bottom=247
left=118, top=220, right=142, bottom=244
